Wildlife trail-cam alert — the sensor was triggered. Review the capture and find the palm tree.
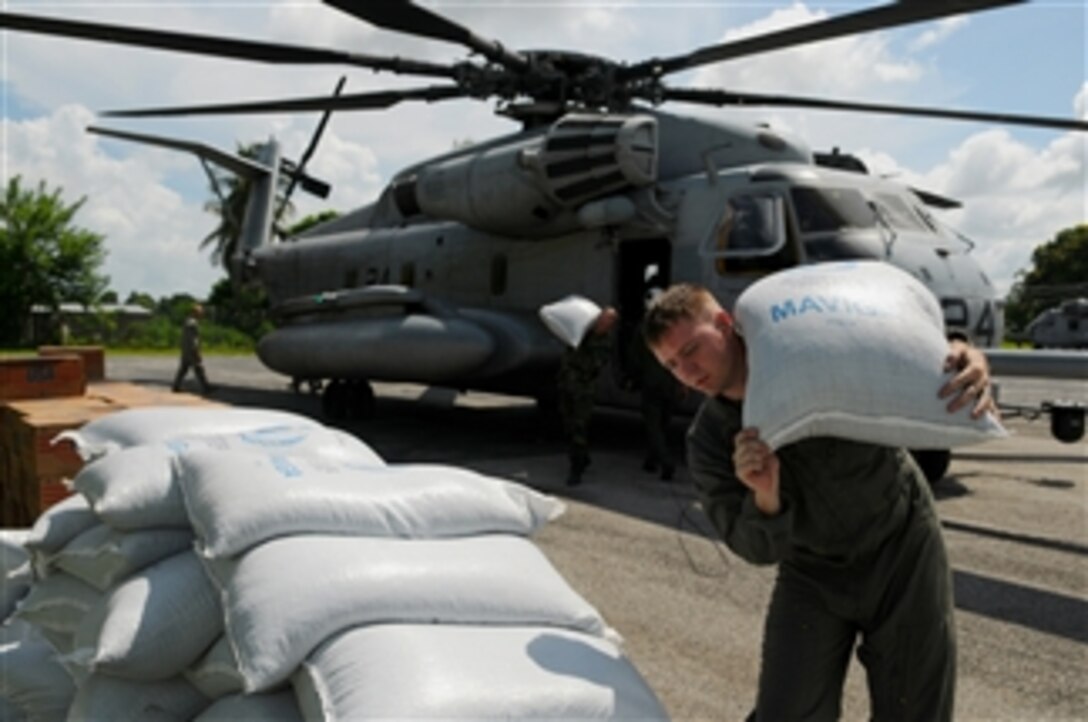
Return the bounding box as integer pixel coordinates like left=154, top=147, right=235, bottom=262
left=200, top=143, right=295, bottom=274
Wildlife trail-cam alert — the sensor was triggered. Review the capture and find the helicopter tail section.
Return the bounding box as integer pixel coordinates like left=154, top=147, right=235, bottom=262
left=86, top=125, right=288, bottom=277
left=235, top=140, right=280, bottom=266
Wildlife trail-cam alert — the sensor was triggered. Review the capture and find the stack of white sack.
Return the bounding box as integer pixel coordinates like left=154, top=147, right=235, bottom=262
left=734, top=260, right=1007, bottom=450
left=1, top=407, right=378, bottom=721
left=1, top=405, right=670, bottom=721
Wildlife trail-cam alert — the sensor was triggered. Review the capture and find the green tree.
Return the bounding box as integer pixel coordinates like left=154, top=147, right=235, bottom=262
left=1004, top=224, right=1088, bottom=334
left=201, top=143, right=295, bottom=274
left=287, top=209, right=340, bottom=238
left=157, top=293, right=202, bottom=327
left=125, top=291, right=157, bottom=310
left=0, top=176, right=108, bottom=345
left=100, top=290, right=119, bottom=304
left=207, top=277, right=271, bottom=341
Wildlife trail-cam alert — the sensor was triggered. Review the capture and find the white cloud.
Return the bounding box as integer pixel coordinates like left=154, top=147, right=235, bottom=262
left=861, top=124, right=1086, bottom=295
left=3, top=105, right=223, bottom=299
left=910, top=17, right=968, bottom=51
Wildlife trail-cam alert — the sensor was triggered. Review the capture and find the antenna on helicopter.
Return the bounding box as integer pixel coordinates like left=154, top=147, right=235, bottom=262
left=274, top=76, right=347, bottom=228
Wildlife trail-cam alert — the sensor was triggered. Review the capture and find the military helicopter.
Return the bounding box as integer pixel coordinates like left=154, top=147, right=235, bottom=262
left=3, top=1, right=1085, bottom=474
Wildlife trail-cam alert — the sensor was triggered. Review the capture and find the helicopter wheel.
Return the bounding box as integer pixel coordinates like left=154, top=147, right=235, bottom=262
left=322, top=379, right=376, bottom=420
left=345, top=380, right=376, bottom=420
left=909, top=448, right=952, bottom=487
left=321, top=379, right=349, bottom=420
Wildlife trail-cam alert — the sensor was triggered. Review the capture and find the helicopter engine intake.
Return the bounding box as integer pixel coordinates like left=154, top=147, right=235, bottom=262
left=400, top=114, right=658, bottom=236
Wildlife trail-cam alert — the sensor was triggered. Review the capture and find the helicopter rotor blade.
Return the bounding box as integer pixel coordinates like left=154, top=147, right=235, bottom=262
left=102, top=85, right=468, bottom=119
left=657, top=87, right=1088, bottom=133
left=621, top=0, right=1024, bottom=81
left=324, top=0, right=529, bottom=73
left=0, top=10, right=459, bottom=79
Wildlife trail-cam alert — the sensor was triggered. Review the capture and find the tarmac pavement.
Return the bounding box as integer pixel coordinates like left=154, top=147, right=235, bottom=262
left=112, top=354, right=1086, bottom=721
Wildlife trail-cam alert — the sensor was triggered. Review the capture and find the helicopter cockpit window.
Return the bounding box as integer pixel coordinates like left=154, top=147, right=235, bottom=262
left=872, top=193, right=930, bottom=232
left=790, top=187, right=876, bottom=233
left=709, top=194, right=786, bottom=257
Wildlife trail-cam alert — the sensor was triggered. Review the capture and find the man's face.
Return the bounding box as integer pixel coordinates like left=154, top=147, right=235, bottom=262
left=650, top=310, right=745, bottom=399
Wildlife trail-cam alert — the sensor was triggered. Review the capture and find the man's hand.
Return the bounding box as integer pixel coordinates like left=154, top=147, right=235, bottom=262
left=733, top=428, right=781, bottom=516
left=940, top=339, right=999, bottom=419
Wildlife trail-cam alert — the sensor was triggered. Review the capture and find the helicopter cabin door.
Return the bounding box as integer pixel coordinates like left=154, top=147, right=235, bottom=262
left=615, top=237, right=672, bottom=387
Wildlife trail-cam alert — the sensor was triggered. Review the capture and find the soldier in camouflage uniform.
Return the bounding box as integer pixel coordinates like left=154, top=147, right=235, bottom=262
left=558, top=306, right=618, bottom=486
left=172, top=303, right=212, bottom=394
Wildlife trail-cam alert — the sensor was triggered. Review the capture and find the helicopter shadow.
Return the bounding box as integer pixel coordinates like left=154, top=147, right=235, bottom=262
left=126, top=371, right=1088, bottom=645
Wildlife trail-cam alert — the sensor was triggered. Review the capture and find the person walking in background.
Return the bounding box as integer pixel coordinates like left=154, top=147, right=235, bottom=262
left=643, top=283, right=995, bottom=722
left=556, top=304, right=618, bottom=486
left=172, top=303, right=212, bottom=394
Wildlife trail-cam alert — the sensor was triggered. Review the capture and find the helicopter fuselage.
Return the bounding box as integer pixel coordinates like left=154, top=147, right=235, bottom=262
left=249, top=109, right=1002, bottom=407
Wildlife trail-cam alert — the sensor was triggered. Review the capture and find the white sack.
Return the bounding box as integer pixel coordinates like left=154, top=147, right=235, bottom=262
left=178, top=453, right=564, bottom=558
left=0, top=619, right=77, bottom=721
left=54, top=524, right=193, bottom=590
left=294, top=624, right=668, bottom=722
left=65, top=674, right=210, bottom=722
left=213, top=534, right=607, bottom=692
left=2, top=530, right=33, bottom=620
left=12, top=571, right=102, bottom=637
left=55, top=405, right=323, bottom=460
left=540, top=295, right=603, bottom=349
left=192, top=692, right=303, bottom=722
left=734, top=261, right=1007, bottom=450
left=1, top=530, right=29, bottom=568
left=70, top=550, right=221, bottom=681
left=24, top=494, right=97, bottom=561
left=1, top=561, right=32, bottom=623
left=184, top=634, right=245, bottom=700
left=72, top=426, right=382, bottom=530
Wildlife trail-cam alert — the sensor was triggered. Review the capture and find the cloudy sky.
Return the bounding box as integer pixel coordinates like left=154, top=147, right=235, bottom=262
left=2, top=1, right=1085, bottom=300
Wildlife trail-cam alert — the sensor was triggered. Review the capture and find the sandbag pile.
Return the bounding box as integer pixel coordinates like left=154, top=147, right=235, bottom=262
left=735, top=260, right=1007, bottom=450
left=1, top=405, right=669, bottom=721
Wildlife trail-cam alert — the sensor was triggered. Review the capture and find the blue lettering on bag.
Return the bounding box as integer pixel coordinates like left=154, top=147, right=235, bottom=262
left=270, top=455, right=302, bottom=478
left=769, top=295, right=885, bottom=323
left=240, top=426, right=307, bottom=447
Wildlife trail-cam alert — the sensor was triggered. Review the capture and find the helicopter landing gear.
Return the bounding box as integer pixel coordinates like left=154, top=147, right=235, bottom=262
left=909, top=448, right=952, bottom=487
left=321, top=379, right=376, bottom=421
left=290, top=377, right=324, bottom=394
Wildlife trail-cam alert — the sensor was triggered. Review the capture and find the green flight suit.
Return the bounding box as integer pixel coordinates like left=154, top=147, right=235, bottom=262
left=688, top=396, right=955, bottom=722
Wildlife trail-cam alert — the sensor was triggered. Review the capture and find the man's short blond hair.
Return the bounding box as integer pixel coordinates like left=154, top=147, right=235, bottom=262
left=642, top=283, right=720, bottom=346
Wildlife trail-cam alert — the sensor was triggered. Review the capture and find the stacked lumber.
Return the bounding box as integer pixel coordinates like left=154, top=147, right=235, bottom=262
left=0, top=383, right=220, bottom=526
